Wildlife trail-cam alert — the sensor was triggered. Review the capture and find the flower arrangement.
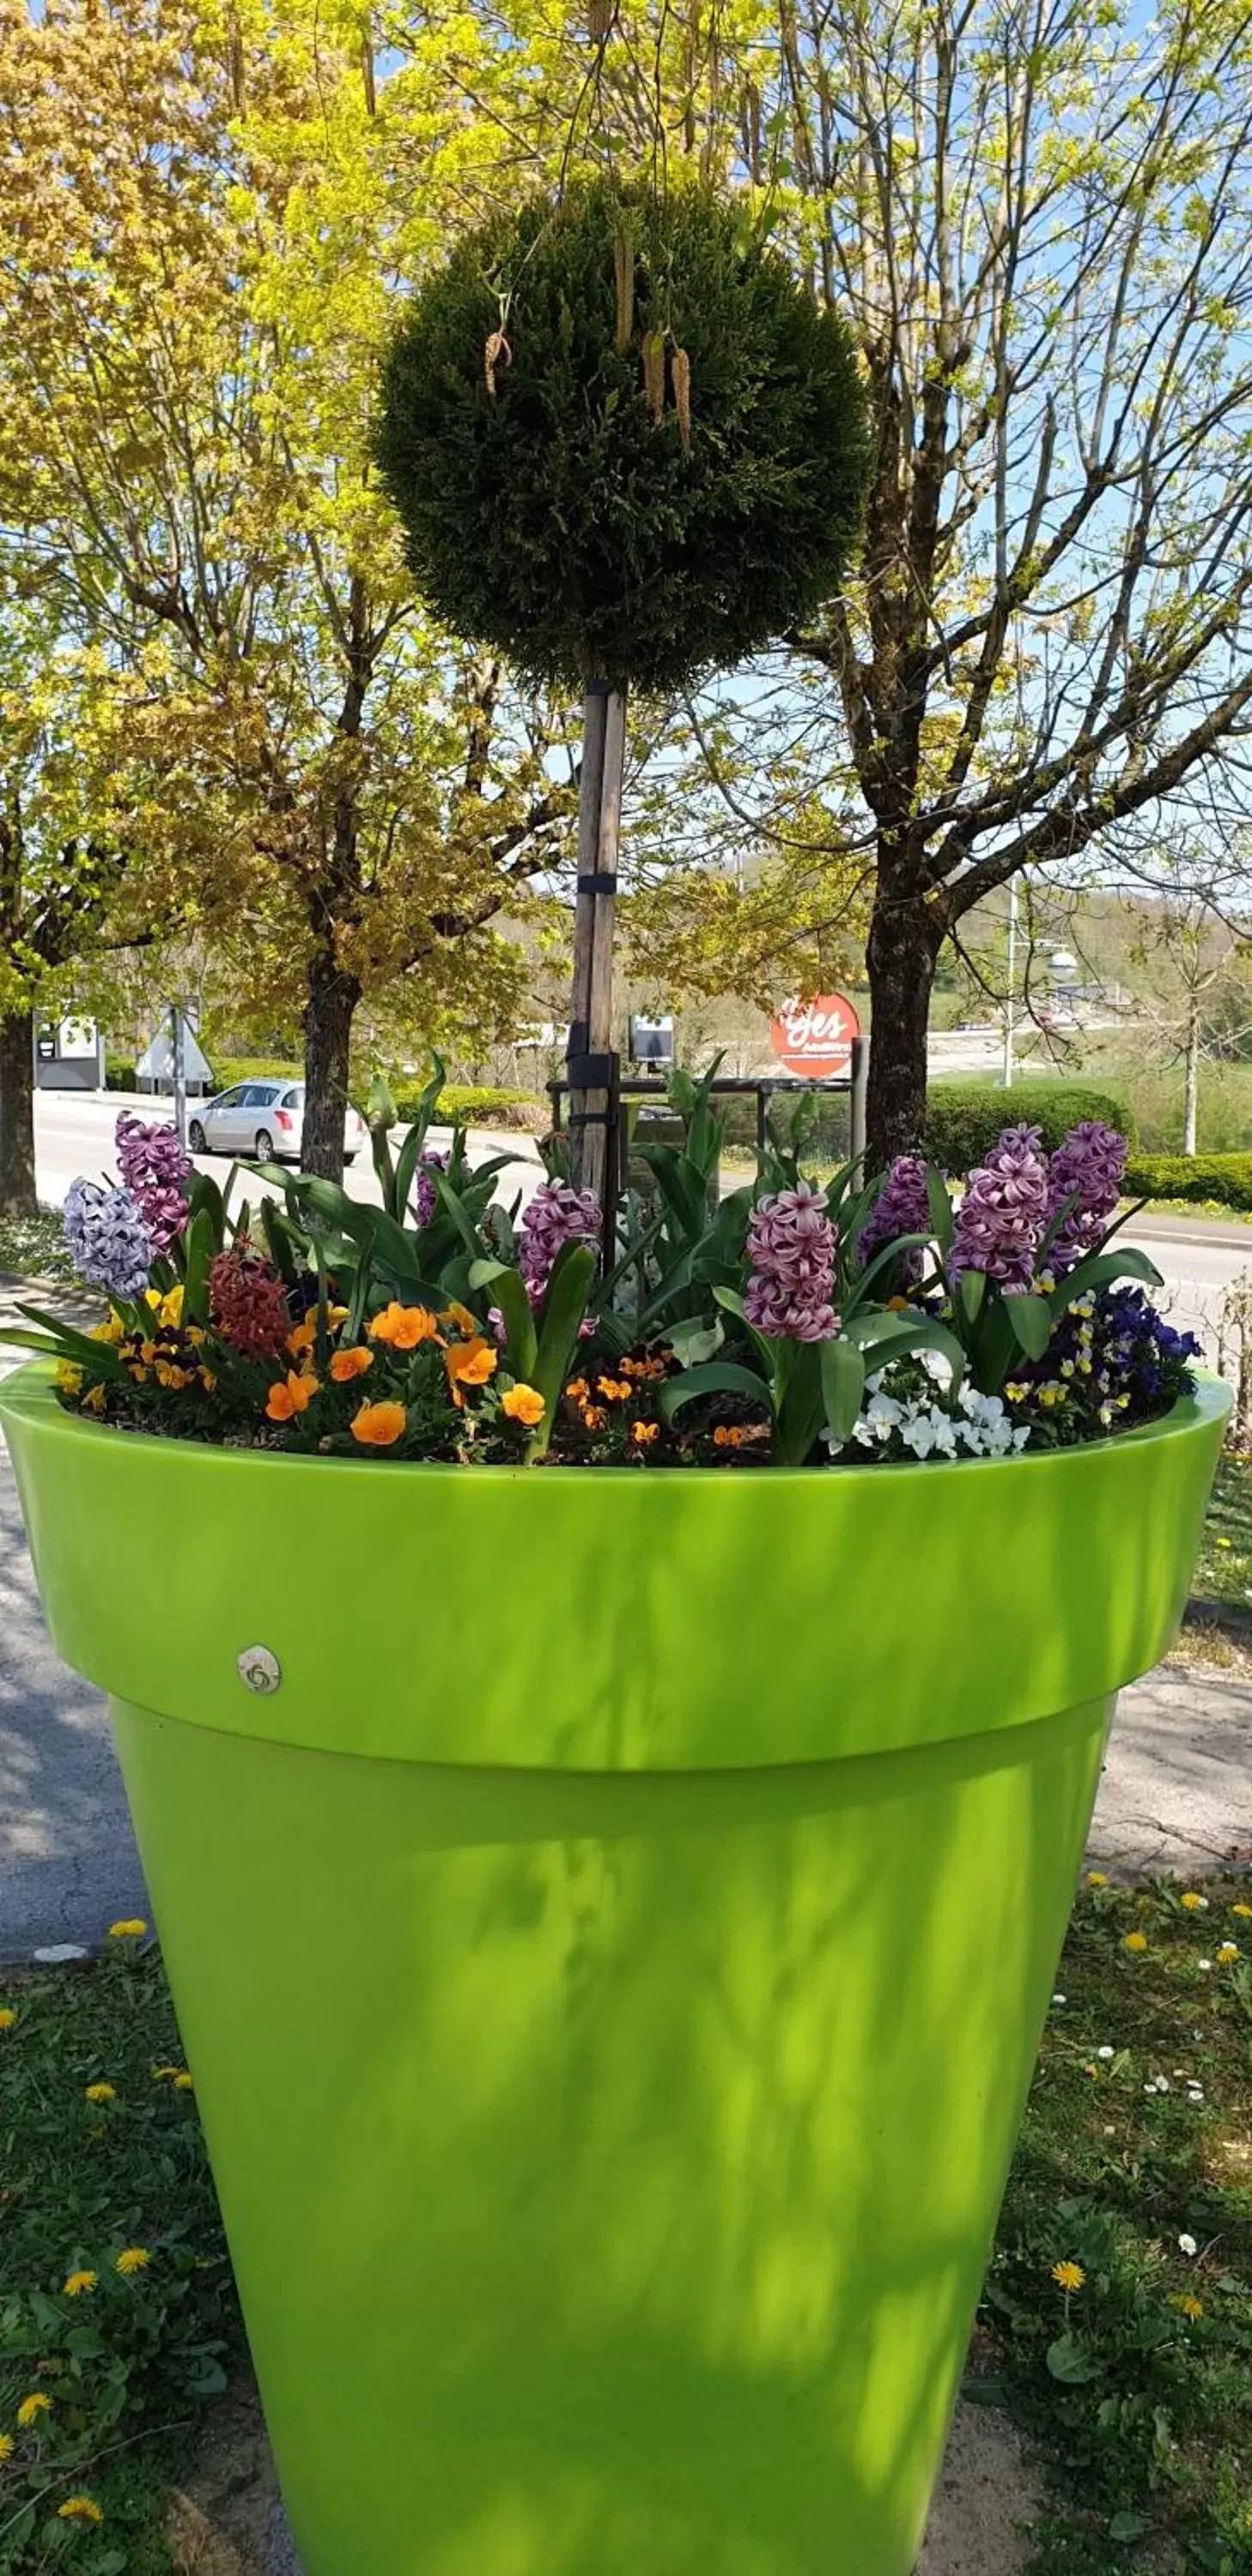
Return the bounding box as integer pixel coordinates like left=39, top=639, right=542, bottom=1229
left=14, top=1074, right=1200, bottom=1471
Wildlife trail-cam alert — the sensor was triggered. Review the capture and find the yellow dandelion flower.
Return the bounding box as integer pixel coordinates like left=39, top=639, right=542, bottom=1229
left=1181, top=1893, right=1206, bottom=1911
left=114, top=2247, right=150, bottom=2276
left=151, top=2064, right=184, bottom=2083
left=1217, top=1942, right=1240, bottom=1965
left=62, top=2270, right=97, bottom=2298
left=0, top=2432, right=11, bottom=2461
left=84, top=2083, right=116, bottom=2105
left=1086, top=1873, right=1108, bottom=1887
left=15, top=2393, right=52, bottom=2426
left=1052, top=2261, right=1085, bottom=2292
left=1123, top=1931, right=1148, bottom=1954
left=173, top=2072, right=194, bottom=2092
left=1232, top=1902, right=1252, bottom=1919
left=57, top=2495, right=103, bottom=2524
left=107, top=1919, right=149, bottom=1939
left=1170, top=2293, right=1204, bottom=2321
left=0, top=2008, right=16, bottom=2032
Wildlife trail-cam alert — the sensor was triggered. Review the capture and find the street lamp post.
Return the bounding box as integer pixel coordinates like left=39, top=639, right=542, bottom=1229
left=1002, top=878, right=1018, bottom=1091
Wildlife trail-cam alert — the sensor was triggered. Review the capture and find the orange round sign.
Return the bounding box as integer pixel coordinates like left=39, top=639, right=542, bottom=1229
left=769, top=993, right=860, bottom=1080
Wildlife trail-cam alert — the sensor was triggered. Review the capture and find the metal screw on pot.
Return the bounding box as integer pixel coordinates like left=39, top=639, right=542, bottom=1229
left=237, top=1645, right=282, bottom=1695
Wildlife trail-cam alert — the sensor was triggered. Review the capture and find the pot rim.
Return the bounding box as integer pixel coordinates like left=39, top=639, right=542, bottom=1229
left=0, top=1354, right=1231, bottom=1486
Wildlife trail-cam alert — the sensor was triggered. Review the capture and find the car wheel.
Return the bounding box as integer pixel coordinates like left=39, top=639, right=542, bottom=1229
left=255, top=1129, right=277, bottom=1163
left=188, top=1121, right=207, bottom=1153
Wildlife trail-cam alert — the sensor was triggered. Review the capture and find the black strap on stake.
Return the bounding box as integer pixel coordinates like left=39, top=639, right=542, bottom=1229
left=567, top=1052, right=617, bottom=1090
left=575, top=872, right=618, bottom=897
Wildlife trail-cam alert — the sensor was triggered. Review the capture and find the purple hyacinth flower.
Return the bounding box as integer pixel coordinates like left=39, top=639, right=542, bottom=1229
left=744, top=1183, right=839, bottom=1341
left=64, top=1177, right=153, bottom=1300
left=518, top=1181, right=601, bottom=1303
left=114, top=1114, right=191, bottom=1254
left=951, top=1124, right=1050, bottom=1292
left=411, top=1147, right=448, bottom=1228
left=858, top=1154, right=933, bottom=1273
left=1046, top=1122, right=1127, bottom=1268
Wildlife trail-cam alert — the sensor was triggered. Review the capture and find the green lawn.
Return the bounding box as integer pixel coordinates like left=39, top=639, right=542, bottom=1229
left=1194, top=1455, right=1252, bottom=1611
left=0, top=1935, right=242, bottom=2573
left=990, top=1876, right=1252, bottom=2573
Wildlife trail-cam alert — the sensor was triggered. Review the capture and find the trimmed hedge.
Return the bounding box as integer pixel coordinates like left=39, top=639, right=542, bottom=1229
left=209, top=1056, right=303, bottom=1091
left=392, top=1082, right=543, bottom=1133
left=1124, top=1151, right=1252, bottom=1212
left=927, top=1079, right=1135, bottom=1174
left=104, top=1059, right=139, bottom=1091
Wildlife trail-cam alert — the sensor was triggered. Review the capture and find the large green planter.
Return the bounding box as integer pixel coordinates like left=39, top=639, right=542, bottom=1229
left=0, top=1363, right=1228, bottom=2576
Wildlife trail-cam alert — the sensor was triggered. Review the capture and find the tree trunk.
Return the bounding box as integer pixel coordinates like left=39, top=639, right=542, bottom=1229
left=0, top=1009, right=36, bottom=1217
left=301, top=950, right=361, bottom=1183
left=864, top=882, right=939, bottom=1170
left=1182, top=995, right=1200, bottom=1156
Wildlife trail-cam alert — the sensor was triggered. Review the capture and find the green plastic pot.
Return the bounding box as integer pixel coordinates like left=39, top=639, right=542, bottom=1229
left=0, top=1363, right=1229, bottom=2576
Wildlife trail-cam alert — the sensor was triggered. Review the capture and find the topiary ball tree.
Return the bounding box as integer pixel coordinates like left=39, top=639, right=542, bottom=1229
left=374, top=178, right=870, bottom=696
left=375, top=178, right=871, bottom=1200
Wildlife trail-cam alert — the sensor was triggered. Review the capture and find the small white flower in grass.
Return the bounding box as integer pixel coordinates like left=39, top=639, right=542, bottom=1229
left=1052, top=1994, right=1067, bottom=2008
left=1097, top=2045, right=1115, bottom=2061
left=1179, top=2233, right=1198, bottom=2257
left=1198, top=1959, right=1212, bottom=1973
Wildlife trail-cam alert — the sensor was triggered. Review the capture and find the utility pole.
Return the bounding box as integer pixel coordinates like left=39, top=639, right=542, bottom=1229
left=170, top=1003, right=187, bottom=1150
left=1001, top=878, right=1019, bottom=1091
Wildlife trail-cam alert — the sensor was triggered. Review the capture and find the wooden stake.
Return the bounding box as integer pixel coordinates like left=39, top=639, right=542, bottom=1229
left=566, top=679, right=627, bottom=1206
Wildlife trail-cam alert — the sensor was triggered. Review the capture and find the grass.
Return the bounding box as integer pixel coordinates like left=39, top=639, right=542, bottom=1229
left=0, top=1212, right=79, bottom=1286
left=1194, top=1456, right=1252, bottom=1612
left=0, top=1936, right=242, bottom=2574
left=3, top=1893, right=1250, bottom=2573
left=988, top=1876, right=1252, bottom=2574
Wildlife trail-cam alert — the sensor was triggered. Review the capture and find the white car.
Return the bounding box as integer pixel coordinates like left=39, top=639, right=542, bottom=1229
left=188, top=1080, right=365, bottom=1166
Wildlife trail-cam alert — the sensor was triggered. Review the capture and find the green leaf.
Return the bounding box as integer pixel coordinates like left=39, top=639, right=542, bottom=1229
left=1061, top=1245, right=1164, bottom=1300
left=819, top=1338, right=866, bottom=1445
left=1003, top=1292, right=1052, bottom=1359
left=926, top=1163, right=955, bottom=1255
left=185, top=1170, right=226, bottom=1252
left=493, top=1265, right=538, bottom=1384
left=181, top=1207, right=216, bottom=1327
left=958, top=1269, right=987, bottom=1327
left=286, top=1176, right=421, bottom=1286
left=528, top=1241, right=596, bottom=1456
left=1108, top=2512, right=1151, bottom=2543
left=659, top=1361, right=773, bottom=1423
left=14, top=1309, right=126, bottom=1376
left=666, top=1315, right=725, bottom=1365
left=1046, top=2334, right=1103, bottom=2385
left=854, top=1317, right=968, bottom=1383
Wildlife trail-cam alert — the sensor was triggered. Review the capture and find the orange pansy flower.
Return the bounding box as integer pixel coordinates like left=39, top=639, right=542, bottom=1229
left=439, top=1300, right=478, bottom=1336
left=445, top=1337, right=498, bottom=1406
left=368, top=1303, right=442, bottom=1350
left=350, top=1400, right=408, bottom=1448
left=330, top=1345, right=374, bottom=1382
left=501, top=1383, right=545, bottom=1427
left=266, top=1371, right=319, bottom=1423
